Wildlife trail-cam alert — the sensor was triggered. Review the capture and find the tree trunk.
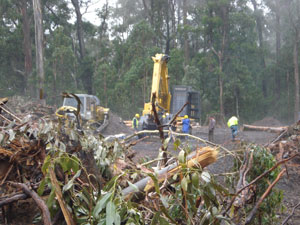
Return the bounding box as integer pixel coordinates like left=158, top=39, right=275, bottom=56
left=219, top=62, right=224, bottom=117
left=275, top=0, right=281, bottom=100
left=251, top=0, right=267, bottom=98
left=71, top=0, right=85, bottom=59
left=53, top=60, right=57, bottom=105
left=165, top=1, right=170, bottom=54
left=170, top=0, right=176, bottom=48
left=243, top=124, right=287, bottom=133
left=20, top=0, right=33, bottom=96
left=71, top=0, right=93, bottom=94
left=32, top=0, right=44, bottom=100
left=182, top=0, right=189, bottom=70
left=293, top=36, right=299, bottom=122
left=287, top=71, right=290, bottom=120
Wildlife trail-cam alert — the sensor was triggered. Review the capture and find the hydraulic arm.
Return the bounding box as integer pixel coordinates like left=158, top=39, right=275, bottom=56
left=142, top=53, right=171, bottom=116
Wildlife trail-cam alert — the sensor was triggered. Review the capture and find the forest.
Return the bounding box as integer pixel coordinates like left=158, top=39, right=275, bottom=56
left=1, top=1, right=300, bottom=224
left=1, top=0, right=300, bottom=123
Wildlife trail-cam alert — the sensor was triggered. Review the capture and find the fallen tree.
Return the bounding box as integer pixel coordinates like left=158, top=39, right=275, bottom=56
left=243, top=124, right=288, bottom=133
left=122, top=146, right=218, bottom=198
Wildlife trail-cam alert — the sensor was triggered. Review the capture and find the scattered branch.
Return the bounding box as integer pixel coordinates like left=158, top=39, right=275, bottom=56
left=8, top=182, right=51, bottom=225
left=224, top=153, right=300, bottom=215
left=151, top=93, right=167, bottom=167
left=281, top=201, right=300, bottom=225
left=0, top=193, right=28, bottom=207
left=245, top=169, right=286, bottom=224
left=49, top=168, right=76, bottom=225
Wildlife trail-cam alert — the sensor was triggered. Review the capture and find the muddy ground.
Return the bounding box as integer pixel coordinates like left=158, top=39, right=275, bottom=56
left=126, top=126, right=300, bottom=224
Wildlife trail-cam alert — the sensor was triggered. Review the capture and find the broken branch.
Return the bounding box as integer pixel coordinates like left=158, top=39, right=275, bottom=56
left=9, top=182, right=51, bottom=225
left=224, top=153, right=300, bottom=215
left=245, top=169, right=286, bottom=224
left=281, top=201, right=300, bottom=225
left=0, top=193, right=28, bottom=207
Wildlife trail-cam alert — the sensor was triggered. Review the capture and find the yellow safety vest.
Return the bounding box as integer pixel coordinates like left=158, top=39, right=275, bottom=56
left=227, top=116, right=238, bottom=127
left=132, top=117, right=139, bottom=128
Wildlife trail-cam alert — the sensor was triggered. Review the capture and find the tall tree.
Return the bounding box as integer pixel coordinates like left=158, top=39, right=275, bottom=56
left=71, top=0, right=93, bottom=94
left=183, top=0, right=189, bottom=69
left=19, top=0, right=33, bottom=95
left=205, top=0, right=231, bottom=118
left=251, top=0, right=267, bottom=98
left=32, top=0, right=44, bottom=99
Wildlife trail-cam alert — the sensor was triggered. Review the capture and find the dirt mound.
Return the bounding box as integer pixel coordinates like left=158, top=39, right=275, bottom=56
left=102, top=112, right=133, bottom=136
left=252, top=116, right=282, bottom=127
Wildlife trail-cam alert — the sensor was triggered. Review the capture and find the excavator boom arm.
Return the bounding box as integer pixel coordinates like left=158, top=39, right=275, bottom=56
left=143, top=54, right=171, bottom=116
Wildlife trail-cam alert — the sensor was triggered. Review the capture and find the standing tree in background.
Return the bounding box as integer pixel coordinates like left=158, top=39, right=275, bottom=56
left=251, top=0, right=267, bottom=98
left=286, top=1, right=300, bottom=122
left=204, top=0, right=231, bottom=118
left=19, top=0, right=33, bottom=95
left=71, top=0, right=93, bottom=94
left=32, top=0, right=44, bottom=99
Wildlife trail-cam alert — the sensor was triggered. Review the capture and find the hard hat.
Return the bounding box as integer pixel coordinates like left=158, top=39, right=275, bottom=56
left=135, top=113, right=140, bottom=118
left=184, top=115, right=188, bottom=119
left=166, top=113, right=169, bottom=116
left=162, top=115, right=166, bottom=118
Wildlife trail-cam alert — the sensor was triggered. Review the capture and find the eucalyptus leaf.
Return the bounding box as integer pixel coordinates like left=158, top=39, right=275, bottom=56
left=150, top=212, right=160, bottom=225
left=181, top=176, right=188, bottom=191
left=62, top=170, right=81, bottom=193
left=173, top=139, right=181, bottom=151
left=37, top=179, right=46, bottom=196
left=106, top=201, right=117, bottom=225
left=93, top=192, right=112, bottom=218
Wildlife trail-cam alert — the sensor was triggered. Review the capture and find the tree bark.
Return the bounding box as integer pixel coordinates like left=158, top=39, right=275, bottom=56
left=32, top=0, right=44, bottom=100
left=71, top=0, right=85, bottom=59
left=165, top=1, right=170, bottom=54
left=251, top=0, right=267, bottom=98
left=122, top=146, right=218, bottom=198
left=71, top=0, right=93, bottom=94
left=293, top=37, right=299, bottom=122
left=182, top=0, right=189, bottom=70
left=242, top=124, right=288, bottom=133
left=20, top=0, right=33, bottom=95
left=275, top=0, right=281, bottom=100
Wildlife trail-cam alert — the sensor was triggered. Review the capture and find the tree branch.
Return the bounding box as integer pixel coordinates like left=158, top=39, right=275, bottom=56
left=281, top=201, right=300, bottom=225
left=223, top=153, right=300, bottom=215
left=245, top=169, right=286, bottom=224
left=9, top=182, right=51, bottom=225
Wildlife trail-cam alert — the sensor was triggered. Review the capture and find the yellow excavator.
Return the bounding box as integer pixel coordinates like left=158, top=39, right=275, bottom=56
left=139, top=53, right=201, bottom=131
left=139, top=54, right=171, bottom=130
left=55, top=93, right=109, bottom=132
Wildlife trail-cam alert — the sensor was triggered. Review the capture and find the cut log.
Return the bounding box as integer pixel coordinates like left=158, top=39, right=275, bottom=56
left=122, top=146, right=218, bottom=198
left=243, top=124, right=288, bottom=133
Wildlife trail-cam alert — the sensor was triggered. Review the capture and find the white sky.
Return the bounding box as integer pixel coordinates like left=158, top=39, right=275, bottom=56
left=80, top=0, right=116, bottom=25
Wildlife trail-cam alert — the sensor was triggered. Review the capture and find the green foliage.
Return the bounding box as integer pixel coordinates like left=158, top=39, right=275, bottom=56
left=247, top=146, right=284, bottom=224
left=229, top=145, right=284, bottom=224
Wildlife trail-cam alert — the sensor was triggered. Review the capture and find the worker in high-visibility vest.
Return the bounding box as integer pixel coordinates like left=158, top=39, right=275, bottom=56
left=227, top=116, right=238, bottom=141
left=132, top=114, right=140, bottom=132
